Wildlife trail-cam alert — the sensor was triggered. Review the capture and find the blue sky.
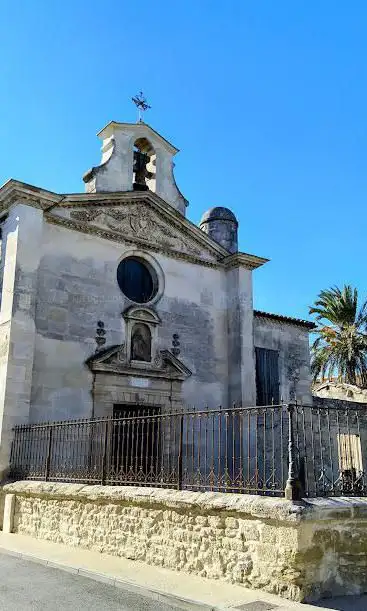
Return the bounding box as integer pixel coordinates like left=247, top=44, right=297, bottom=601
left=1, top=1, right=366, bottom=320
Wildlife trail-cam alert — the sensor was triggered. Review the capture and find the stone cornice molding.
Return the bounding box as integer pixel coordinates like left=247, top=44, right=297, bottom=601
left=122, top=306, right=162, bottom=325
left=0, top=180, right=269, bottom=271
left=97, top=121, right=179, bottom=155
left=45, top=213, right=222, bottom=269
left=86, top=346, right=192, bottom=381
left=0, top=181, right=227, bottom=262
left=62, top=190, right=229, bottom=260
left=0, top=179, right=63, bottom=212
left=254, top=310, right=315, bottom=330
left=223, top=252, right=269, bottom=271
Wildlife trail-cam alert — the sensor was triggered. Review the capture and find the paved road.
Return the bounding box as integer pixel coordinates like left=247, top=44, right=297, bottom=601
left=1, top=552, right=366, bottom=611
left=0, top=554, right=185, bottom=611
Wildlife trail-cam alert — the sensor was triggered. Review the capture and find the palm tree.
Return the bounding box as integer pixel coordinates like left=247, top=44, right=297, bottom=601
left=309, top=285, right=367, bottom=388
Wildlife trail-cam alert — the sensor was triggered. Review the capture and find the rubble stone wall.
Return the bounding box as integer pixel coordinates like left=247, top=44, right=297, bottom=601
left=2, top=481, right=367, bottom=603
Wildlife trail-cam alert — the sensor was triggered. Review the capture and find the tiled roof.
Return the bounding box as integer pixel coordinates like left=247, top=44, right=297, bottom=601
left=254, top=310, right=316, bottom=329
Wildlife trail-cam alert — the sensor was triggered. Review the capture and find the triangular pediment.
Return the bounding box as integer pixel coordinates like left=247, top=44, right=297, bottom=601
left=0, top=181, right=268, bottom=270
left=86, top=345, right=192, bottom=381
left=47, top=191, right=228, bottom=265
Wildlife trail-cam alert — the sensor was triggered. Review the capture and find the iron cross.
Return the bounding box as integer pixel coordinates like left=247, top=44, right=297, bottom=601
left=132, top=91, right=151, bottom=123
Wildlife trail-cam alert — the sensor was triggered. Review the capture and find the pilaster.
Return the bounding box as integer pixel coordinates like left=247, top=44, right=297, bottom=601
left=0, top=204, right=43, bottom=478
left=226, top=265, right=256, bottom=407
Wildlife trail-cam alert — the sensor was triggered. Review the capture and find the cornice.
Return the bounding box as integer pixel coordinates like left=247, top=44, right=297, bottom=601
left=61, top=190, right=230, bottom=260
left=89, top=363, right=187, bottom=380
left=254, top=310, right=316, bottom=330
left=96, top=121, right=179, bottom=155
left=0, top=180, right=269, bottom=271
left=0, top=182, right=229, bottom=261
left=0, top=179, right=62, bottom=212
left=223, top=252, right=269, bottom=271
left=45, top=213, right=222, bottom=269
left=87, top=346, right=191, bottom=381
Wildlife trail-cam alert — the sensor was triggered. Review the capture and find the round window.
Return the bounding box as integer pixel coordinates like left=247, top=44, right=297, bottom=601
left=117, top=257, right=157, bottom=304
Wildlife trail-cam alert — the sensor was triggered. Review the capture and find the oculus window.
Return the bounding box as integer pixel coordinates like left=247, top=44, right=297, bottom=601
left=117, top=257, right=157, bottom=304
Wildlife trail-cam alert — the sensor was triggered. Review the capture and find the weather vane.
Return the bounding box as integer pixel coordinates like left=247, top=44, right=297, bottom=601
left=132, top=91, right=151, bottom=123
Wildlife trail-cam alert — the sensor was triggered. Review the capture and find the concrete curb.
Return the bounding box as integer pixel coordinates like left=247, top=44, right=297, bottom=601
left=0, top=545, right=218, bottom=611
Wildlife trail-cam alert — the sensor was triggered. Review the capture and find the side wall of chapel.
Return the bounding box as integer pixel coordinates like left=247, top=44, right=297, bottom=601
left=253, top=316, right=312, bottom=405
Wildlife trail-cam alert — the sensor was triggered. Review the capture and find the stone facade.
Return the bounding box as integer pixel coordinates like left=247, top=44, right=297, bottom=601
left=0, top=120, right=314, bottom=477
left=2, top=481, right=367, bottom=603
left=30, top=220, right=227, bottom=421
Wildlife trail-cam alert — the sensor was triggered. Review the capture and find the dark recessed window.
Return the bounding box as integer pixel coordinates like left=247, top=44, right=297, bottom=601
left=255, top=347, right=280, bottom=406
left=117, top=257, right=156, bottom=303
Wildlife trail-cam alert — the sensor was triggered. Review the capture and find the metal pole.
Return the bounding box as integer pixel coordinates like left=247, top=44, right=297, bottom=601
left=177, top=414, right=184, bottom=490
left=285, top=404, right=303, bottom=501
left=45, top=427, right=53, bottom=482
left=101, top=419, right=109, bottom=485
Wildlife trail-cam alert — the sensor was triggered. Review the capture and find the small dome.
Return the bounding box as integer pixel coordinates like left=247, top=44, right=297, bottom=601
left=200, top=206, right=238, bottom=226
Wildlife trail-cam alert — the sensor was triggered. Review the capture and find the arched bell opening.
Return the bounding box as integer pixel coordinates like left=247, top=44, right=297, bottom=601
left=133, top=137, right=156, bottom=192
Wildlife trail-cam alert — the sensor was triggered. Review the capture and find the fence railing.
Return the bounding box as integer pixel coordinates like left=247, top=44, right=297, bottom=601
left=9, top=403, right=367, bottom=498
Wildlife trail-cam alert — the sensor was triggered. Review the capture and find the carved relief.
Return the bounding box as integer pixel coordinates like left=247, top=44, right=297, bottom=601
left=153, top=351, right=164, bottom=369
left=70, top=204, right=207, bottom=259
left=69, top=209, right=100, bottom=222
left=104, top=342, right=127, bottom=365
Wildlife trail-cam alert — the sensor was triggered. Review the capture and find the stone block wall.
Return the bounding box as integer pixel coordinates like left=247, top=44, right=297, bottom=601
left=2, top=481, right=367, bottom=603
left=313, top=395, right=367, bottom=410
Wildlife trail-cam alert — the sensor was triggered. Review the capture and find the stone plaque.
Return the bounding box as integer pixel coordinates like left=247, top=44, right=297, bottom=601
left=129, top=377, right=150, bottom=388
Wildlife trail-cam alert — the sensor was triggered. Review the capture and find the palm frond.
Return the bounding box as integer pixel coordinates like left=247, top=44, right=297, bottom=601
left=309, top=285, right=367, bottom=388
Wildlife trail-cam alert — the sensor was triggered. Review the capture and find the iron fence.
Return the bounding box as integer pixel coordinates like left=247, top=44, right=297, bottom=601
left=9, top=403, right=367, bottom=498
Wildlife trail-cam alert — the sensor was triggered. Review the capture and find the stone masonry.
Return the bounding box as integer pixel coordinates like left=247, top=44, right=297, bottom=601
left=0, top=119, right=315, bottom=479
left=2, top=481, right=367, bottom=603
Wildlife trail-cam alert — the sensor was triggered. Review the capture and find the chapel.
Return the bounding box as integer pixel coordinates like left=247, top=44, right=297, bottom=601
left=0, top=114, right=314, bottom=475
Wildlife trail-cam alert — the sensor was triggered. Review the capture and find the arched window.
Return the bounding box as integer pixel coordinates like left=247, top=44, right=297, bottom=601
left=131, top=323, right=152, bottom=362
left=133, top=137, right=156, bottom=192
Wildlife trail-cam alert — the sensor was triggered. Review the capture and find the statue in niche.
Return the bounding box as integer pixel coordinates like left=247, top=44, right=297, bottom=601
left=131, top=323, right=151, bottom=362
